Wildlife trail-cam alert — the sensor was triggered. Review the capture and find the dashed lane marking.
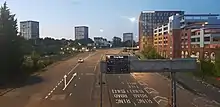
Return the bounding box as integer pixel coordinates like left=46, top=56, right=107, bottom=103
left=69, top=93, right=72, bottom=96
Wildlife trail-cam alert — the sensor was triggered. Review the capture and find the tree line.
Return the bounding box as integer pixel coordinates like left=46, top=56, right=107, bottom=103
left=0, top=2, right=94, bottom=86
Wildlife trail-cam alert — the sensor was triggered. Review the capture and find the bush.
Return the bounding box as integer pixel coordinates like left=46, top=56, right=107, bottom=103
left=198, top=60, right=215, bottom=78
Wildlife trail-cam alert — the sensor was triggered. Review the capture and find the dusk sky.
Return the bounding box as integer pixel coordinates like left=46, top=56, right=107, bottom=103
left=1, top=0, right=220, bottom=41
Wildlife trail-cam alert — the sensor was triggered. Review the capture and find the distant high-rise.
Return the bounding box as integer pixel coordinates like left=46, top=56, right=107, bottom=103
left=139, top=11, right=184, bottom=50
left=75, top=26, right=89, bottom=40
left=123, top=33, right=133, bottom=42
left=20, top=21, right=39, bottom=40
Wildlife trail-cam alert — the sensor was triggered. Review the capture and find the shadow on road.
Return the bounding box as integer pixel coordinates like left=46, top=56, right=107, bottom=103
left=0, top=75, right=44, bottom=95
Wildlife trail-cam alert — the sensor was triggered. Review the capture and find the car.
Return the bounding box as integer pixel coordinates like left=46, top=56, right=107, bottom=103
left=78, top=58, right=84, bottom=63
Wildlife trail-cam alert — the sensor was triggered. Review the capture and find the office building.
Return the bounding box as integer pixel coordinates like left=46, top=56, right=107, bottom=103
left=153, top=14, right=220, bottom=60
left=75, top=26, right=89, bottom=40
left=139, top=10, right=184, bottom=50
left=123, top=33, right=133, bottom=42
left=20, top=21, right=39, bottom=40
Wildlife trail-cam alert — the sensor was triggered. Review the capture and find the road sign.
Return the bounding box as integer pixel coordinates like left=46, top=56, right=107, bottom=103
left=99, top=54, right=198, bottom=107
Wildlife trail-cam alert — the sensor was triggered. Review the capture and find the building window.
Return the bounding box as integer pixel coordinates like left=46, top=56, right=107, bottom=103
left=213, top=37, right=220, bottom=42
left=191, top=38, right=195, bottom=42
left=186, top=46, right=188, bottom=48
left=196, top=38, right=200, bottom=42
left=185, top=33, right=187, bottom=36
left=204, top=37, right=210, bottom=42
left=191, top=32, right=196, bottom=35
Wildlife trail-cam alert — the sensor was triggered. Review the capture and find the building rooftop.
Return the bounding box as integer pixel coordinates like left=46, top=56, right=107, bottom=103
left=75, top=26, right=88, bottom=27
left=141, top=10, right=184, bottom=13
left=184, top=14, right=219, bottom=17
left=20, top=20, right=39, bottom=23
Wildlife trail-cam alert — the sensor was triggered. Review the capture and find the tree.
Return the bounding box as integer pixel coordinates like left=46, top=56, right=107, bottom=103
left=31, top=51, right=40, bottom=69
left=214, top=50, right=220, bottom=76
left=141, top=46, right=163, bottom=59
left=112, top=36, right=122, bottom=47
left=0, top=2, right=25, bottom=84
left=75, top=38, right=94, bottom=46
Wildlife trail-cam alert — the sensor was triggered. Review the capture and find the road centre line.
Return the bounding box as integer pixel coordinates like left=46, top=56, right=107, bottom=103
left=68, top=63, right=79, bottom=75
left=44, top=53, right=96, bottom=99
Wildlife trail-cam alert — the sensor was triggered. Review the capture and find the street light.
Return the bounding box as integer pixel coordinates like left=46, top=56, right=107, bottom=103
left=128, top=17, right=137, bottom=52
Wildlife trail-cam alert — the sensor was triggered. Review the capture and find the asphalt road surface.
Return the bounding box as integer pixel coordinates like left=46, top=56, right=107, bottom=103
left=131, top=73, right=220, bottom=107
left=1, top=49, right=219, bottom=107
left=0, top=49, right=109, bottom=107
left=105, top=74, right=159, bottom=107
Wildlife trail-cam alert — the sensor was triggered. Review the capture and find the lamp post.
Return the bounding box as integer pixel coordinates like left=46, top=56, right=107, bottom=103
left=128, top=17, right=136, bottom=53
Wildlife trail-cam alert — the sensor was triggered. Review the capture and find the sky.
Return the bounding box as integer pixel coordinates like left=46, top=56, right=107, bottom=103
left=1, top=0, right=220, bottom=41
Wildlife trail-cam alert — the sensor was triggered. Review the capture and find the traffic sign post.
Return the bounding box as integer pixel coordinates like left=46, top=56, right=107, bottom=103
left=100, top=54, right=197, bottom=107
left=171, top=72, right=177, bottom=107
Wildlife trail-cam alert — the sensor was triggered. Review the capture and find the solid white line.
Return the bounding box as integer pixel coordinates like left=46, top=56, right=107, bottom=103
left=63, top=73, right=77, bottom=90
left=68, top=63, right=80, bottom=75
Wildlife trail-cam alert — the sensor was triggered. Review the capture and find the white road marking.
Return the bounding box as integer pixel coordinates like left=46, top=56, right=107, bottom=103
left=63, top=73, right=77, bottom=90
left=45, top=96, right=48, bottom=99
left=191, top=102, right=198, bottom=107
left=138, top=81, right=148, bottom=86
left=121, top=82, right=124, bottom=84
left=144, top=87, right=158, bottom=94
left=43, top=53, right=96, bottom=100
left=153, top=96, right=168, bottom=104
left=68, top=63, right=80, bottom=75
left=157, top=100, right=169, bottom=106
left=133, top=102, right=137, bottom=106
left=74, top=84, right=76, bottom=87
left=79, top=77, right=80, bottom=79
left=69, top=93, right=72, bottom=96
